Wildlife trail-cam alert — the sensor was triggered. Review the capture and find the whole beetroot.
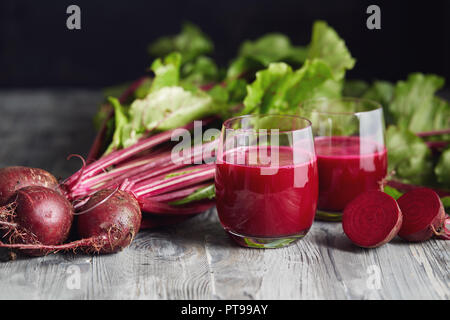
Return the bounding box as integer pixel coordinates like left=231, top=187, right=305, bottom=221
left=0, top=189, right=141, bottom=255
left=0, top=186, right=74, bottom=256
left=76, top=189, right=142, bottom=254
left=0, top=166, right=60, bottom=206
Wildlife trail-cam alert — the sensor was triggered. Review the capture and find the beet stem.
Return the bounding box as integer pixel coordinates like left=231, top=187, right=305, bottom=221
left=132, top=165, right=215, bottom=197
left=416, top=129, right=450, bottom=137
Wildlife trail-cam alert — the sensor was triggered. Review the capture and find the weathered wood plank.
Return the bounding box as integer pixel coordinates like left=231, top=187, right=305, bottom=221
left=0, top=90, right=448, bottom=300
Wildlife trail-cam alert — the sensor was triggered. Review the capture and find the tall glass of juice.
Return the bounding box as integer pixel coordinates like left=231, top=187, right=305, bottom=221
left=300, top=98, right=387, bottom=221
left=215, top=115, right=318, bottom=248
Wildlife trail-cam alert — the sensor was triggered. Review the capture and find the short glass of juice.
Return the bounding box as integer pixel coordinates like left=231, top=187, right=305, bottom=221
left=215, top=115, right=318, bottom=248
left=300, top=97, right=387, bottom=221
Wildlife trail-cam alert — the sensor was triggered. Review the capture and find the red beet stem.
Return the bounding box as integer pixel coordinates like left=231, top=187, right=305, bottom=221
left=343, top=190, right=403, bottom=248
left=64, top=123, right=194, bottom=192
left=416, top=129, right=450, bottom=137
left=132, top=164, right=215, bottom=198
left=397, top=188, right=446, bottom=242
left=145, top=183, right=210, bottom=203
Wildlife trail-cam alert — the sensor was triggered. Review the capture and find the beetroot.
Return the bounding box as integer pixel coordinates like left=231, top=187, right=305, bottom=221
left=75, top=189, right=142, bottom=253
left=0, top=166, right=60, bottom=205
left=343, top=190, right=403, bottom=248
left=0, top=186, right=74, bottom=255
left=397, top=188, right=447, bottom=242
left=0, top=189, right=141, bottom=255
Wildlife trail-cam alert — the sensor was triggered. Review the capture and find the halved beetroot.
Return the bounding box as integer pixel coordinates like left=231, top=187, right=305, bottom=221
left=343, top=190, right=403, bottom=248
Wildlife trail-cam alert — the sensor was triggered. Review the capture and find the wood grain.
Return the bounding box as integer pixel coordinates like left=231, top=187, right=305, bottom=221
left=0, top=90, right=448, bottom=300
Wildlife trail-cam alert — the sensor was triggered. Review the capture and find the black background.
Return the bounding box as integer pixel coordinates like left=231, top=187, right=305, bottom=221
left=0, top=0, right=449, bottom=88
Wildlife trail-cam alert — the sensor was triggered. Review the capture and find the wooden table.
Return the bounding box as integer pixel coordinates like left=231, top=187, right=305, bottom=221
left=0, top=90, right=448, bottom=300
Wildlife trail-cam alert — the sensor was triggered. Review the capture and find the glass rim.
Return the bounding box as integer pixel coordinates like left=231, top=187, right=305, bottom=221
left=222, top=114, right=312, bottom=134
left=299, top=97, right=383, bottom=116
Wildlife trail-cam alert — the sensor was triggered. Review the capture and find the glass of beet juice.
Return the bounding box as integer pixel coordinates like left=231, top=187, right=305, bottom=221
left=215, top=115, right=318, bottom=248
left=300, top=98, right=387, bottom=221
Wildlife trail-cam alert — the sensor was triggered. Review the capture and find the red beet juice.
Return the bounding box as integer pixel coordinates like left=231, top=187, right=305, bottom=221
left=215, top=146, right=318, bottom=238
left=315, top=136, right=388, bottom=212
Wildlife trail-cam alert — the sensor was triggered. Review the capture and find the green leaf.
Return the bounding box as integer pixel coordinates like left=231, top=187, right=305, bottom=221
left=165, top=168, right=201, bottom=179
left=93, top=103, right=113, bottom=130
left=435, top=148, right=450, bottom=188
left=150, top=52, right=182, bottom=92
left=343, top=80, right=369, bottom=97
left=225, top=79, right=248, bottom=104
left=389, top=73, right=448, bottom=133
left=133, top=78, right=153, bottom=99
left=384, top=185, right=403, bottom=200
left=239, top=33, right=307, bottom=66
left=362, top=81, right=394, bottom=107
left=242, top=59, right=334, bottom=115
left=104, top=97, right=129, bottom=154
left=226, top=56, right=264, bottom=80
left=307, top=20, right=355, bottom=80
left=170, top=184, right=215, bottom=206
left=441, top=196, right=450, bottom=211
left=386, top=125, right=434, bottom=185
left=362, top=80, right=395, bottom=124
left=148, top=22, right=213, bottom=64
left=181, top=56, right=220, bottom=86
left=120, top=86, right=220, bottom=149
left=226, top=33, right=307, bottom=80
left=102, top=82, right=132, bottom=100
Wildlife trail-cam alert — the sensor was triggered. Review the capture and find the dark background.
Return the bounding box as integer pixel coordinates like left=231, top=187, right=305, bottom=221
left=0, top=0, right=449, bottom=88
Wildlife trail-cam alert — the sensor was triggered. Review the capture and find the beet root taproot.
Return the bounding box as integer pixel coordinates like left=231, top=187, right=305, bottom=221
left=75, top=189, right=142, bottom=253
left=0, top=189, right=141, bottom=255
left=397, top=188, right=447, bottom=242
left=0, top=186, right=74, bottom=256
left=343, top=190, right=403, bottom=248
left=0, top=166, right=60, bottom=206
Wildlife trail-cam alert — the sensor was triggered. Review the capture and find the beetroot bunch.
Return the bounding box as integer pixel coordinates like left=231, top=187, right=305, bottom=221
left=0, top=167, right=141, bottom=256
left=342, top=187, right=448, bottom=248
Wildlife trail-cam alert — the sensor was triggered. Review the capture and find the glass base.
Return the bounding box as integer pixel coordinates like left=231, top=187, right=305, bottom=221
left=225, top=229, right=309, bottom=248
left=315, top=209, right=343, bottom=221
